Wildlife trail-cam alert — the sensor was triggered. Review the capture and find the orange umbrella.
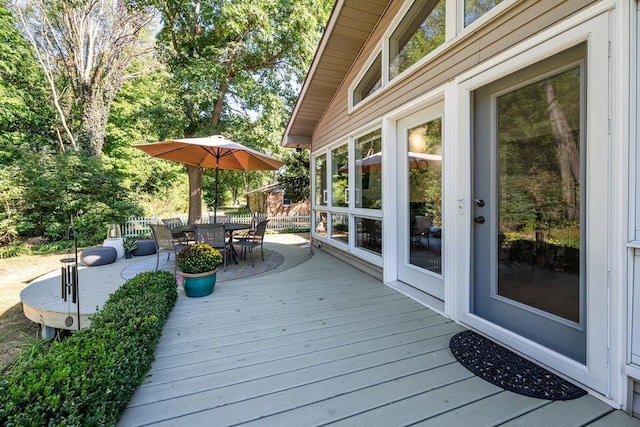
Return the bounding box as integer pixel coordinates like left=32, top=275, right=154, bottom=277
left=134, top=135, right=284, bottom=221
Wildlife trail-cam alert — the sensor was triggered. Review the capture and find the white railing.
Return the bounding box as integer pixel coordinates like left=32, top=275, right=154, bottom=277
left=123, top=214, right=310, bottom=238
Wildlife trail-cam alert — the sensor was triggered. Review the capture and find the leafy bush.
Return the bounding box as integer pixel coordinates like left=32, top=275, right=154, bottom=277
left=0, top=241, right=31, bottom=258
left=176, top=243, right=223, bottom=274
left=0, top=271, right=177, bottom=426
left=0, top=151, right=144, bottom=247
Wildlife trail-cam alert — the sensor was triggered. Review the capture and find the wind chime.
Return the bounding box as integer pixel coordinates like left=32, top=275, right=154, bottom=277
left=60, top=219, right=80, bottom=330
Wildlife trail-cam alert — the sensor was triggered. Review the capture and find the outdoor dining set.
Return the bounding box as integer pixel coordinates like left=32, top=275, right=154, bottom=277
left=150, top=216, right=269, bottom=272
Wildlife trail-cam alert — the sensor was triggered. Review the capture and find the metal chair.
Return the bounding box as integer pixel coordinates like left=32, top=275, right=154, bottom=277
left=234, top=219, right=269, bottom=267
left=194, top=224, right=228, bottom=271
left=150, top=224, right=186, bottom=272
left=162, top=217, right=188, bottom=241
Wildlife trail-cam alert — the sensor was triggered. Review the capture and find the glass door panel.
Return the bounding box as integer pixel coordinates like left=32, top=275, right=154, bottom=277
left=408, top=118, right=443, bottom=275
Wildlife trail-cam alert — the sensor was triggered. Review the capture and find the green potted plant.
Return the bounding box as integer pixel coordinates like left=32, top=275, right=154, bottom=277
left=175, top=243, right=223, bottom=297
left=122, top=237, right=138, bottom=259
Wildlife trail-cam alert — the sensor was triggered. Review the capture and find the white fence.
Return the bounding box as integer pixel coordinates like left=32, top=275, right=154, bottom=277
left=123, top=214, right=310, bottom=238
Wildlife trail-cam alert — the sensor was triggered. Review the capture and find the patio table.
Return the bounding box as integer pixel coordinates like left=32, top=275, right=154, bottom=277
left=223, top=223, right=251, bottom=264
left=179, top=223, right=250, bottom=264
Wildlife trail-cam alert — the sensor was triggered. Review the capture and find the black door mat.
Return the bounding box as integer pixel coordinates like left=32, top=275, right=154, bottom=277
left=449, top=330, right=587, bottom=400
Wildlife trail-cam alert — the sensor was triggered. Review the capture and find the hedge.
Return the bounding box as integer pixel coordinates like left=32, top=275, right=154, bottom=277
left=0, top=271, right=177, bottom=426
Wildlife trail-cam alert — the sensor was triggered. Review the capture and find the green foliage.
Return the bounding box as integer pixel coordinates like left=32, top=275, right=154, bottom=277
left=0, top=241, right=30, bottom=259
left=123, top=237, right=138, bottom=252
left=0, top=151, right=143, bottom=247
left=176, top=243, right=223, bottom=274
left=105, top=62, right=186, bottom=198
left=278, top=149, right=310, bottom=203
left=277, top=227, right=310, bottom=234
left=30, top=240, right=75, bottom=254
left=0, top=2, right=56, bottom=163
left=0, top=271, right=178, bottom=426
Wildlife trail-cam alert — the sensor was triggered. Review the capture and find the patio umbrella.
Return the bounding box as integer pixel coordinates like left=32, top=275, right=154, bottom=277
left=134, top=135, right=284, bottom=222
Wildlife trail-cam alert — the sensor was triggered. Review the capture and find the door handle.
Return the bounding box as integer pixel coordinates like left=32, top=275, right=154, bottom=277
left=474, top=216, right=485, bottom=224
left=473, top=199, right=485, bottom=207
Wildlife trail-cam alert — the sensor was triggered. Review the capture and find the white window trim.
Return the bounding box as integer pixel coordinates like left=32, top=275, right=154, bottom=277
left=456, top=0, right=519, bottom=37
left=311, top=121, right=384, bottom=261
left=348, top=42, right=383, bottom=113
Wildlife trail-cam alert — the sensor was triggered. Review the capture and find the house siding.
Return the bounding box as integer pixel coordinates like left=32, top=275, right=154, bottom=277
left=311, top=0, right=597, bottom=151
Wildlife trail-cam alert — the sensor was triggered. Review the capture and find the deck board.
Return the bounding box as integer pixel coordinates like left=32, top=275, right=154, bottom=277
left=118, top=248, right=640, bottom=427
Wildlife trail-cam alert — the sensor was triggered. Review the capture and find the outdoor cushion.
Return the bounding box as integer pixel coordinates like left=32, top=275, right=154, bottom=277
left=80, top=246, right=117, bottom=266
left=132, top=239, right=157, bottom=256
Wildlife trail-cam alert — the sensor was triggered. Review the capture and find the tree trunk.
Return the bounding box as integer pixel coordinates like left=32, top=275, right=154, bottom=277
left=78, top=87, right=109, bottom=156
left=542, top=79, right=580, bottom=221
left=186, top=164, right=204, bottom=224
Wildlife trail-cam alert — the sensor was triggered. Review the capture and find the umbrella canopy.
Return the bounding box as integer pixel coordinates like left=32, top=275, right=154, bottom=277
left=133, top=135, right=284, bottom=171
left=134, top=135, right=284, bottom=222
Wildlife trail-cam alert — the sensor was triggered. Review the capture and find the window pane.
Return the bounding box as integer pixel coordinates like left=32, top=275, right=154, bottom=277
left=354, top=54, right=382, bottom=105
left=331, top=213, right=349, bottom=244
left=331, top=144, right=349, bottom=207
left=389, top=0, right=446, bottom=81
left=408, top=117, right=443, bottom=275
left=496, top=66, right=582, bottom=323
left=314, top=211, right=327, bottom=237
left=315, top=154, right=327, bottom=206
left=356, top=217, right=382, bottom=255
left=464, top=0, right=503, bottom=27
left=355, top=130, right=382, bottom=209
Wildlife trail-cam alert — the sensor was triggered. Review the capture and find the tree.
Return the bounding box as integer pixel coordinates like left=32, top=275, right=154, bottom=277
left=152, top=0, right=332, bottom=224
left=0, top=1, right=56, bottom=163
left=278, top=149, right=310, bottom=203
left=12, top=0, right=156, bottom=155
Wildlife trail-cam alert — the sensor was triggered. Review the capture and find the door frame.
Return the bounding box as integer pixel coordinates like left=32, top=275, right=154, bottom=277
left=455, top=12, right=611, bottom=394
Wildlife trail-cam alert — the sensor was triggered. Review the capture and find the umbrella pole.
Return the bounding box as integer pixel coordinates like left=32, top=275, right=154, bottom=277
left=213, top=165, right=219, bottom=223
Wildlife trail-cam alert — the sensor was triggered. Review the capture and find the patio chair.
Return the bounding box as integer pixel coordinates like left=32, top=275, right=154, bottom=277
left=162, top=217, right=190, bottom=242
left=194, top=224, right=228, bottom=271
left=411, top=215, right=433, bottom=249
left=150, top=223, right=186, bottom=272
left=234, top=219, right=269, bottom=267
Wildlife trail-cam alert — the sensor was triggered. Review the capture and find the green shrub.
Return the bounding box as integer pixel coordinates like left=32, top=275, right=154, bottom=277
left=0, top=271, right=177, bottom=426
left=0, top=241, right=31, bottom=258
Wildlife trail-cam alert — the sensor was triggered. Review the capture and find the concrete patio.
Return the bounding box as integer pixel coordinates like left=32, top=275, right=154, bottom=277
left=116, top=238, right=640, bottom=426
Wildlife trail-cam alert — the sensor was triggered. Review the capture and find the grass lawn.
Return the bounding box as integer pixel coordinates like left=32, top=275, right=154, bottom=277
left=0, top=253, right=64, bottom=370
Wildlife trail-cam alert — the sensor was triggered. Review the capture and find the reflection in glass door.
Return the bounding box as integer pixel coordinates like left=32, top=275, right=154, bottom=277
left=397, top=104, right=444, bottom=300
left=408, top=119, right=443, bottom=275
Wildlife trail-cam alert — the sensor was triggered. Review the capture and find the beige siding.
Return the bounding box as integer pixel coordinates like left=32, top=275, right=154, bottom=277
left=311, top=0, right=597, bottom=150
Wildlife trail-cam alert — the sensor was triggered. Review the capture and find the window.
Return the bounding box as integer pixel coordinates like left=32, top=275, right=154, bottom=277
left=315, top=154, right=327, bottom=206
left=331, top=144, right=349, bottom=207
left=354, top=130, right=382, bottom=209
left=353, top=53, right=382, bottom=106
left=463, top=0, right=503, bottom=27
left=331, top=213, right=349, bottom=244
left=315, top=211, right=328, bottom=237
left=356, top=217, right=382, bottom=255
left=282, top=193, right=292, bottom=207
left=312, top=128, right=383, bottom=264
left=389, top=0, right=446, bottom=81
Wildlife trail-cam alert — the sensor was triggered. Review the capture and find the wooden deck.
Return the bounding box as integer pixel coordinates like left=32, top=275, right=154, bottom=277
left=118, top=247, right=640, bottom=426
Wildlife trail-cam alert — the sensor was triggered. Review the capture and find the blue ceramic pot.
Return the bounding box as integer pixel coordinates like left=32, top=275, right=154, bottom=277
left=181, top=269, right=218, bottom=297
